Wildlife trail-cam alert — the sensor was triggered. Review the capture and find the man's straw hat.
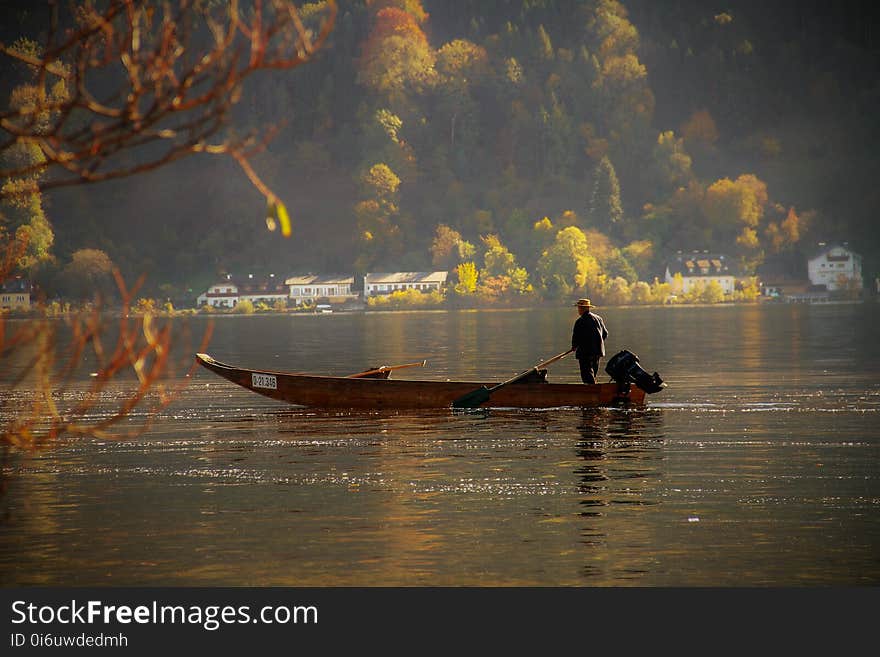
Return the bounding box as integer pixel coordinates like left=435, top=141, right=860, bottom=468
left=573, top=298, right=594, bottom=308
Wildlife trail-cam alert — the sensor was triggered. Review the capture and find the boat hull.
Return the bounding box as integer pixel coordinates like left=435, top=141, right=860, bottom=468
left=195, top=353, right=646, bottom=409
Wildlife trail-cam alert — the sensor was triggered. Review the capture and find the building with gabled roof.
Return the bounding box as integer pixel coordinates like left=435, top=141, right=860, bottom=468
left=0, top=277, right=32, bottom=310
left=807, top=243, right=862, bottom=291
left=664, top=252, right=736, bottom=295
left=197, top=274, right=288, bottom=308
left=363, top=272, right=448, bottom=297
left=196, top=280, right=239, bottom=308
left=284, top=274, right=357, bottom=305
left=239, top=274, right=288, bottom=305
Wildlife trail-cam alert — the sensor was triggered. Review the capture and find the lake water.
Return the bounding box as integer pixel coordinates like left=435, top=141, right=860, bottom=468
left=2, top=303, right=879, bottom=586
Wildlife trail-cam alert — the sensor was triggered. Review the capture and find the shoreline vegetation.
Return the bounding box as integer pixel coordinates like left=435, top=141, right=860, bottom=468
left=2, top=285, right=869, bottom=320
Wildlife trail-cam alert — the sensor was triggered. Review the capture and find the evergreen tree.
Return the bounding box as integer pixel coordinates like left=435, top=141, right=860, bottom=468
left=587, top=156, right=624, bottom=234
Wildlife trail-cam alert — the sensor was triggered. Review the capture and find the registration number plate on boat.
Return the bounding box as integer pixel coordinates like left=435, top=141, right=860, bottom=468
left=251, top=373, right=277, bottom=390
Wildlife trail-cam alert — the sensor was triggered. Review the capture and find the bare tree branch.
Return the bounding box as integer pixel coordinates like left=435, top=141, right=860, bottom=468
left=1, top=236, right=215, bottom=449
left=0, top=0, right=337, bottom=217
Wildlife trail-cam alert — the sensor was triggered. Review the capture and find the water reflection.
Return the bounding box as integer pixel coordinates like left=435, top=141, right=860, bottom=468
left=573, top=408, right=666, bottom=581
left=575, top=408, right=665, bottom=505
left=4, top=305, right=880, bottom=585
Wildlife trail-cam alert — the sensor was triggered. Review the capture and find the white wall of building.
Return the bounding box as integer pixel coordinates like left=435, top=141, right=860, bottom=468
left=363, top=273, right=447, bottom=297
left=664, top=269, right=735, bottom=295
left=808, top=245, right=862, bottom=291
left=197, top=283, right=239, bottom=308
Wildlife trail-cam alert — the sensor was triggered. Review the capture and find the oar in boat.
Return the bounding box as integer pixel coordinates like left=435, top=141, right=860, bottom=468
left=452, top=349, right=575, bottom=409
left=346, top=360, right=428, bottom=379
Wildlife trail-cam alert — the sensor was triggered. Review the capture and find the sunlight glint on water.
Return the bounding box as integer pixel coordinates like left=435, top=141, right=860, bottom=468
left=2, top=304, right=879, bottom=585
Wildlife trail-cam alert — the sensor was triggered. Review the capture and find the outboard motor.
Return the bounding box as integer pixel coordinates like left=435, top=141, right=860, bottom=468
left=605, top=350, right=666, bottom=394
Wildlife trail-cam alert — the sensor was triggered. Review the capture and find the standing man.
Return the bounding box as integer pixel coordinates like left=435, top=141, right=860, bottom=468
left=571, top=298, right=608, bottom=384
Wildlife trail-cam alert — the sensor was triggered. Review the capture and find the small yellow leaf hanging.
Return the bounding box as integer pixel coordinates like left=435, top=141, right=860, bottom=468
left=275, top=201, right=291, bottom=237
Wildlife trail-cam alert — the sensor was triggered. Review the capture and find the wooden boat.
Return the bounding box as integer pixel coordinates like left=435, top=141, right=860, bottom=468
left=195, top=352, right=647, bottom=409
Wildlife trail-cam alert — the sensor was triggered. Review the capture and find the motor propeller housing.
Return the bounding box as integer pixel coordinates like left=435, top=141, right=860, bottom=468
left=605, top=350, right=666, bottom=394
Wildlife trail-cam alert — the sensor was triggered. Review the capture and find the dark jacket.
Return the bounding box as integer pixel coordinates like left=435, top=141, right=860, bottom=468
left=571, top=311, right=608, bottom=360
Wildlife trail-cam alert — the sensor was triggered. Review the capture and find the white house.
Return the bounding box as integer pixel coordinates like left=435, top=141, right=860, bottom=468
left=197, top=275, right=288, bottom=308
left=665, top=252, right=736, bottom=295
left=363, top=272, right=448, bottom=297
left=807, top=243, right=862, bottom=291
left=0, top=277, right=31, bottom=310
left=196, top=279, right=239, bottom=308
left=285, top=274, right=358, bottom=305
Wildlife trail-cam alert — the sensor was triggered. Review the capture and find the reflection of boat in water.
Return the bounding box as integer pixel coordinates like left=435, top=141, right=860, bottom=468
left=195, top=352, right=659, bottom=409
left=575, top=407, right=666, bottom=517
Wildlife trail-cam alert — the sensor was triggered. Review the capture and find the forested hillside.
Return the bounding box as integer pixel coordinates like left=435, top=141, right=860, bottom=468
left=3, top=0, right=878, bottom=302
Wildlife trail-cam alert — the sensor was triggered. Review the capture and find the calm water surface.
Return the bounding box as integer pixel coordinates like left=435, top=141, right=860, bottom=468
left=2, top=304, right=879, bottom=585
